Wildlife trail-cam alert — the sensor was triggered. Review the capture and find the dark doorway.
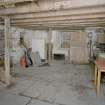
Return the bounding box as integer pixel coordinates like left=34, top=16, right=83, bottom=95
left=54, top=54, right=65, bottom=60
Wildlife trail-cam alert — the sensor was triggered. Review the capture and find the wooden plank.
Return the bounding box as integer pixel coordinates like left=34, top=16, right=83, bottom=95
left=4, top=16, right=11, bottom=85
left=48, top=28, right=52, bottom=63
left=11, top=16, right=105, bottom=23
left=11, top=12, right=105, bottom=20
left=70, top=31, right=89, bottom=64
left=70, top=47, right=89, bottom=64
left=13, top=22, right=105, bottom=29
left=11, top=21, right=105, bottom=27
left=16, top=24, right=105, bottom=30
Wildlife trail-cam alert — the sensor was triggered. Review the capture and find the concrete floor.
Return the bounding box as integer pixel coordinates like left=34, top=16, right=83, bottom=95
left=0, top=61, right=105, bottom=105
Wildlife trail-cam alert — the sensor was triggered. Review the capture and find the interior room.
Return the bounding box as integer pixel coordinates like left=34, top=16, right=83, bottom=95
left=0, top=0, right=105, bottom=105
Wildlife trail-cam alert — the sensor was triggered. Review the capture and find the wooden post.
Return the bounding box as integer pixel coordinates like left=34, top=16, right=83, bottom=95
left=4, top=16, right=11, bottom=85
left=94, top=65, right=97, bottom=87
left=97, top=70, right=101, bottom=95
left=68, top=33, right=71, bottom=63
left=48, top=28, right=52, bottom=63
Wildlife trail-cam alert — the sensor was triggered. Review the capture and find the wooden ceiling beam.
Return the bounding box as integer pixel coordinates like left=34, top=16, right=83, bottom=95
left=11, top=20, right=105, bottom=26
left=11, top=17, right=105, bottom=24
left=12, top=21, right=105, bottom=28
left=17, top=24, right=105, bottom=31
left=12, top=13, right=105, bottom=21
left=16, top=24, right=105, bottom=31
left=0, top=1, right=105, bottom=15
left=11, top=10, right=105, bottom=21
left=11, top=11, right=105, bottom=20
left=1, top=16, right=105, bottom=26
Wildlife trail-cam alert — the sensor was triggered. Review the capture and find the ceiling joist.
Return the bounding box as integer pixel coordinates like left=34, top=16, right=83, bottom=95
left=10, top=17, right=105, bottom=24
left=0, top=0, right=105, bottom=30
left=0, top=2, right=105, bottom=15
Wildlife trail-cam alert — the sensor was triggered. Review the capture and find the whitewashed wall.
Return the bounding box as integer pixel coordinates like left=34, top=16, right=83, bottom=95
left=12, top=29, right=48, bottom=63
left=0, top=25, right=48, bottom=63
left=0, top=24, right=104, bottom=64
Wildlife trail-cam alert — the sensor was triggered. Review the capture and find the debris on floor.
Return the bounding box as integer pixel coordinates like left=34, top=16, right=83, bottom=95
left=0, top=61, right=105, bottom=105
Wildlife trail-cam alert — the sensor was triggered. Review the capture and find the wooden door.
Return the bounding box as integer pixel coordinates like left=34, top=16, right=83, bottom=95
left=70, top=31, right=89, bottom=64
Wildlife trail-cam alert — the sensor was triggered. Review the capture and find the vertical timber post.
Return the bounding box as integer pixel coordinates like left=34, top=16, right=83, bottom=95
left=48, top=28, right=52, bottom=64
left=4, top=16, right=11, bottom=85
left=68, top=33, right=71, bottom=63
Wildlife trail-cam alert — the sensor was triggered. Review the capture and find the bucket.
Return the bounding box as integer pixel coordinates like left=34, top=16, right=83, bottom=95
left=20, top=56, right=27, bottom=68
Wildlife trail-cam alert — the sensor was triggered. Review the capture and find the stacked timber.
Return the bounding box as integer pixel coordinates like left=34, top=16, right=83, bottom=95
left=70, top=31, right=89, bottom=64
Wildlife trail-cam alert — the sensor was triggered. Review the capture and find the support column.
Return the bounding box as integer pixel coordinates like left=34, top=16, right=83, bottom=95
left=68, top=33, right=71, bottom=63
left=4, top=16, right=11, bottom=85
left=48, top=28, right=52, bottom=64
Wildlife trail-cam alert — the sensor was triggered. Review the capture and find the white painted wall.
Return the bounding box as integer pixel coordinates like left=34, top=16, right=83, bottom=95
left=32, top=39, right=45, bottom=59
left=0, top=24, right=104, bottom=64
left=52, top=30, right=70, bottom=57
left=0, top=25, right=48, bottom=63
